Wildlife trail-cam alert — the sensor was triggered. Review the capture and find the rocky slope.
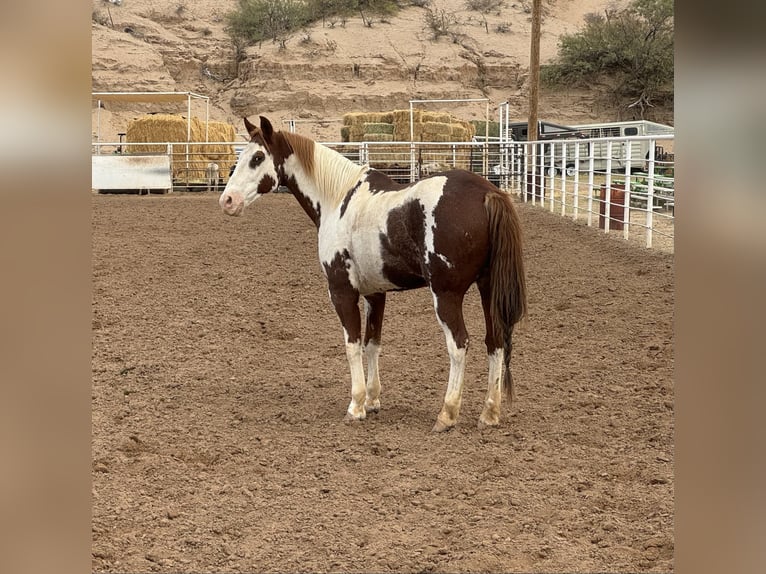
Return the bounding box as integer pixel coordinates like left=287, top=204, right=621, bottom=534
left=92, top=0, right=668, bottom=142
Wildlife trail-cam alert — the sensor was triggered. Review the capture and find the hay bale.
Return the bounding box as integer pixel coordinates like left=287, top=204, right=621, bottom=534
left=362, top=133, right=394, bottom=142
left=471, top=120, right=500, bottom=138
left=343, top=112, right=389, bottom=126
left=349, top=125, right=367, bottom=141
left=363, top=122, right=395, bottom=135
left=422, top=111, right=453, bottom=123
left=127, top=114, right=237, bottom=182
left=203, top=121, right=237, bottom=181
left=127, top=113, right=204, bottom=152
left=448, top=123, right=470, bottom=141
left=340, top=125, right=351, bottom=142
left=421, top=121, right=452, bottom=136
left=343, top=113, right=362, bottom=126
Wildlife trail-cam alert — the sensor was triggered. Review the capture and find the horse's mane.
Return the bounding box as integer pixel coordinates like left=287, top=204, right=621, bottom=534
left=282, top=131, right=367, bottom=207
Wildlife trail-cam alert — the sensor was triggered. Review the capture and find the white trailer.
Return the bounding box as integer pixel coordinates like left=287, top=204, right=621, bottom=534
left=568, top=120, right=674, bottom=173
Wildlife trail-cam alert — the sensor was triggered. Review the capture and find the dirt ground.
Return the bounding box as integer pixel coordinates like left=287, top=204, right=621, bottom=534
left=92, top=191, right=674, bottom=573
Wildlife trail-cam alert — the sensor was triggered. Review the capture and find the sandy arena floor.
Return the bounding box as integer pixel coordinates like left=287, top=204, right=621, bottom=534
left=92, top=191, right=674, bottom=573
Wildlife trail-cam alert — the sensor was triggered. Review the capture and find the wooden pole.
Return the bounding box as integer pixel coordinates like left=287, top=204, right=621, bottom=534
left=528, top=0, right=542, bottom=143
left=525, top=0, right=542, bottom=199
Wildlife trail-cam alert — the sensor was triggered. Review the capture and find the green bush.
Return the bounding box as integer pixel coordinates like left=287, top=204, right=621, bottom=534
left=542, top=0, right=673, bottom=113
left=226, top=0, right=401, bottom=47
left=226, top=0, right=313, bottom=47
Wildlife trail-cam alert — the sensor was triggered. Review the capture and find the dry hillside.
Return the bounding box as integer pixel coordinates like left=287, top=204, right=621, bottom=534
left=91, top=0, right=670, bottom=142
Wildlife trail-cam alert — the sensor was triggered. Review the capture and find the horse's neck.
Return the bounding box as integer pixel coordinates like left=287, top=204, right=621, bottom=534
left=311, top=143, right=366, bottom=205
left=285, top=139, right=366, bottom=224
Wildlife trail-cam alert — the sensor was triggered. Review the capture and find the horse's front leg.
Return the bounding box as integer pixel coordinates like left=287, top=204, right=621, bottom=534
left=363, top=293, right=386, bottom=414
left=328, top=285, right=367, bottom=421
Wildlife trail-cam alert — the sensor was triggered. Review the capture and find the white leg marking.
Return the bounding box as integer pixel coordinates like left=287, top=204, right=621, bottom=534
left=343, top=330, right=367, bottom=420
left=441, top=327, right=467, bottom=412
left=479, top=349, right=504, bottom=427
left=432, top=293, right=467, bottom=430
left=364, top=340, right=381, bottom=412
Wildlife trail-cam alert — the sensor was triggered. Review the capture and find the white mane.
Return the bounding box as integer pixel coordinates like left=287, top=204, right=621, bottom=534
left=284, top=131, right=367, bottom=209
left=312, top=144, right=368, bottom=207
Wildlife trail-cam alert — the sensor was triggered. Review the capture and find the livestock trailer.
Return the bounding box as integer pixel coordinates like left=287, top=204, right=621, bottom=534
left=568, top=120, right=675, bottom=174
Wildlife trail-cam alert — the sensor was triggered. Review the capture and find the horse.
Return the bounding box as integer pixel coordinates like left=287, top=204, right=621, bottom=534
left=219, top=116, right=527, bottom=432
left=206, top=162, right=220, bottom=192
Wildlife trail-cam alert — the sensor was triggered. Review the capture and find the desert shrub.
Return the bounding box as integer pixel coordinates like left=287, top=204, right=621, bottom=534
left=464, top=0, right=504, bottom=13
left=542, top=0, right=673, bottom=114
left=226, top=0, right=313, bottom=47
left=423, top=6, right=459, bottom=40
left=227, top=0, right=400, bottom=45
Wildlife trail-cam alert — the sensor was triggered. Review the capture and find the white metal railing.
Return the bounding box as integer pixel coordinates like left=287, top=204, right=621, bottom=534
left=509, top=134, right=674, bottom=251
left=92, top=133, right=674, bottom=251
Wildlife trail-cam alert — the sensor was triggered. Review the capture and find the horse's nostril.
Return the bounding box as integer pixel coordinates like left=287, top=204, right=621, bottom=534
left=224, top=196, right=233, bottom=206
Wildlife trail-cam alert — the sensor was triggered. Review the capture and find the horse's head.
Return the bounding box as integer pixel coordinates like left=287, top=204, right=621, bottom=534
left=219, top=116, right=281, bottom=216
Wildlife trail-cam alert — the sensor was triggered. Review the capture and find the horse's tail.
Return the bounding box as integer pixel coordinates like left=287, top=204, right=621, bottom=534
left=485, top=190, right=527, bottom=404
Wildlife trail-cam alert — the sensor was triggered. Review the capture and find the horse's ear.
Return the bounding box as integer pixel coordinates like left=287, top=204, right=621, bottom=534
left=243, top=117, right=258, bottom=139
left=260, top=116, right=274, bottom=144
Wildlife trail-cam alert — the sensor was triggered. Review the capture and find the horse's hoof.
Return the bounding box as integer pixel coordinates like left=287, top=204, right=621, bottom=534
left=364, top=402, right=380, bottom=415
left=477, top=419, right=499, bottom=431
left=432, top=419, right=454, bottom=433
left=344, top=412, right=364, bottom=425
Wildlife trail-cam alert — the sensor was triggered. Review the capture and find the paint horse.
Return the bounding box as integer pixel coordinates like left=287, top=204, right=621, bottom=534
left=220, top=117, right=527, bottom=431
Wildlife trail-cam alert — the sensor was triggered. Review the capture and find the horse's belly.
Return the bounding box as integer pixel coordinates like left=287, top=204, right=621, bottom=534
left=350, top=240, right=411, bottom=295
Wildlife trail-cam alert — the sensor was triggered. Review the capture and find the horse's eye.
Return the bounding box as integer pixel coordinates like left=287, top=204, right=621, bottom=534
left=249, top=152, right=265, bottom=169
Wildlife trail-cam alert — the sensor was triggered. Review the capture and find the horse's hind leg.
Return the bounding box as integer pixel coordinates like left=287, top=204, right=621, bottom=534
left=431, top=290, right=469, bottom=432
left=477, top=277, right=503, bottom=429
left=363, top=293, right=386, bottom=414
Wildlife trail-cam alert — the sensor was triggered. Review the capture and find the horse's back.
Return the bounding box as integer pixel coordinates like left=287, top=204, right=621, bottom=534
left=345, top=169, right=498, bottom=294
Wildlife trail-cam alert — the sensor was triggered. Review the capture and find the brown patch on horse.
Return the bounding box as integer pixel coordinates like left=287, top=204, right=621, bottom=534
left=257, top=175, right=276, bottom=195
left=281, top=131, right=315, bottom=179
left=265, top=129, right=322, bottom=226
left=366, top=169, right=407, bottom=193
left=323, top=249, right=361, bottom=343
left=379, top=200, right=429, bottom=290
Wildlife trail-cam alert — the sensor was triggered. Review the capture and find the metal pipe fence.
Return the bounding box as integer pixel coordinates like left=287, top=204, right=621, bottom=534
left=92, top=133, right=674, bottom=251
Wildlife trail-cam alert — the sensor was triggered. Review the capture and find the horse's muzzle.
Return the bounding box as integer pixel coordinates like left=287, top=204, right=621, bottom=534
left=220, top=191, right=244, bottom=216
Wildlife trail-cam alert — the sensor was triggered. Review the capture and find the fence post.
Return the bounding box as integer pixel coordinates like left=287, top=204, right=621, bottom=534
left=587, top=144, right=595, bottom=227
left=573, top=142, right=580, bottom=221
left=548, top=142, right=555, bottom=212
left=646, top=140, right=656, bottom=249
left=538, top=142, right=545, bottom=205
left=603, top=141, right=613, bottom=233
left=560, top=143, right=567, bottom=216
left=623, top=140, right=632, bottom=241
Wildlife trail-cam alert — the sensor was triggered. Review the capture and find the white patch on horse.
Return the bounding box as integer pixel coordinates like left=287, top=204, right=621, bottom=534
left=421, top=183, right=453, bottom=269
left=319, top=176, right=451, bottom=295
left=221, top=141, right=279, bottom=211
left=283, top=153, right=322, bottom=218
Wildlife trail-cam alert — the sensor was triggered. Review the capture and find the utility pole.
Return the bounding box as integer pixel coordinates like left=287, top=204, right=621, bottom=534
left=528, top=0, right=542, bottom=143
left=525, top=0, right=542, bottom=200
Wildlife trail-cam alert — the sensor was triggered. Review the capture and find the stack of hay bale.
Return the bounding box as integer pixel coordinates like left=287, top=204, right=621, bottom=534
left=470, top=120, right=501, bottom=139
left=341, top=109, right=476, bottom=169
left=341, top=110, right=475, bottom=143
left=126, top=113, right=237, bottom=184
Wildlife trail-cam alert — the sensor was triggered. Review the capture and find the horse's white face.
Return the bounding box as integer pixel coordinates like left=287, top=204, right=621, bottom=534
left=219, top=140, right=279, bottom=217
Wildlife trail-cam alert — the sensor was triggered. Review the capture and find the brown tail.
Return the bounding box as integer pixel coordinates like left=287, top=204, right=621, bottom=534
left=485, top=190, right=527, bottom=404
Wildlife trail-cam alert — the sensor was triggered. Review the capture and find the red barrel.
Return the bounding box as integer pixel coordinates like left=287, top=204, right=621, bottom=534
left=599, top=183, right=626, bottom=231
